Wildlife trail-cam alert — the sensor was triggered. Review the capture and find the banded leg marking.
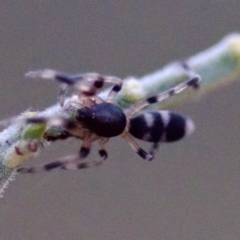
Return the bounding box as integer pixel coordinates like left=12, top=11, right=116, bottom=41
left=17, top=139, right=109, bottom=173
left=122, top=132, right=154, bottom=161
left=126, top=74, right=201, bottom=118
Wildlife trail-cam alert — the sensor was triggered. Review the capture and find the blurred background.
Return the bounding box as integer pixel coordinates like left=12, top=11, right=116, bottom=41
left=1, top=1, right=240, bottom=240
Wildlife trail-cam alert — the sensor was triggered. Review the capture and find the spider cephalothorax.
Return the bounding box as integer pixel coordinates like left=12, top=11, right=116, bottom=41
left=17, top=65, right=200, bottom=173
left=76, top=103, right=127, bottom=138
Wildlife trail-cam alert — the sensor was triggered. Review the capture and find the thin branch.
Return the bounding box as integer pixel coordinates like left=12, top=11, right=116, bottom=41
left=1, top=33, right=240, bottom=198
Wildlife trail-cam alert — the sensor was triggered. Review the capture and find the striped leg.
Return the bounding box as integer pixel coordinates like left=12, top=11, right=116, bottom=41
left=181, top=61, right=200, bottom=84
left=126, top=74, right=201, bottom=118
left=149, top=142, right=159, bottom=154
left=69, top=73, right=123, bottom=103
left=17, top=139, right=109, bottom=173
left=69, top=138, right=109, bottom=170
left=26, top=70, right=102, bottom=106
left=17, top=154, right=78, bottom=173
left=25, top=69, right=123, bottom=105
left=17, top=140, right=92, bottom=173
left=104, top=76, right=123, bottom=103
left=122, top=132, right=154, bottom=161
left=74, top=138, right=109, bottom=169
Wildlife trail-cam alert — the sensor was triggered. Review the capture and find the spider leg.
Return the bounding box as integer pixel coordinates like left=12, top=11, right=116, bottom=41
left=26, top=116, right=66, bottom=128
left=17, top=154, right=78, bottom=173
left=97, top=138, right=109, bottom=161
left=126, top=74, right=201, bottom=118
left=181, top=61, right=200, bottom=87
left=104, top=76, right=123, bottom=103
left=25, top=69, right=83, bottom=85
left=25, top=69, right=99, bottom=106
left=17, top=138, right=109, bottom=173
left=58, top=138, right=109, bottom=170
left=74, top=73, right=122, bottom=104
left=25, top=69, right=122, bottom=105
left=121, top=132, right=154, bottom=161
left=75, top=138, right=109, bottom=169
left=149, top=142, right=159, bottom=156
left=59, top=83, right=69, bottom=106
left=17, top=139, right=92, bottom=173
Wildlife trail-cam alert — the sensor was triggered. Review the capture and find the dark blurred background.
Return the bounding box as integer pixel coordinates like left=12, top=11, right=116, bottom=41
left=1, top=1, right=240, bottom=240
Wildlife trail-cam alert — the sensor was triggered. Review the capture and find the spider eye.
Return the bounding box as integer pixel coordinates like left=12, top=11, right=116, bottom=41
left=129, top=111, right=195, bottom=142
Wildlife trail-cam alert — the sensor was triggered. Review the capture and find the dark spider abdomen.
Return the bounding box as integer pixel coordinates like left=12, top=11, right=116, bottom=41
left=77, top=103, right=127, bottom=138
left=129, top=111, right=191, bottom=142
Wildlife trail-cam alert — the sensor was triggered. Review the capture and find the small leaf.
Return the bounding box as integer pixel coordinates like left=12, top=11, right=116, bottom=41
left=21, top=123, right=46, bottom=140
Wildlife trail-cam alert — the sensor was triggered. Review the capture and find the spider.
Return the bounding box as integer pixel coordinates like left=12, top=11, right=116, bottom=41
left=17, top=65, right=201, bottom=173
